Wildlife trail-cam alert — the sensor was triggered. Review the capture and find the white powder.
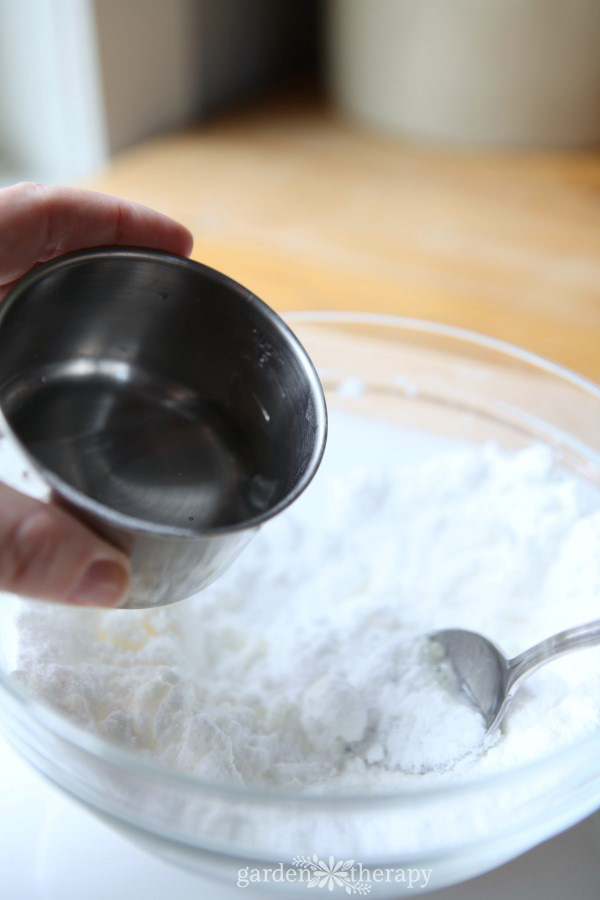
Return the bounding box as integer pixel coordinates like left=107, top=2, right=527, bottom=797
left=9, top=412, right=600, bottom=791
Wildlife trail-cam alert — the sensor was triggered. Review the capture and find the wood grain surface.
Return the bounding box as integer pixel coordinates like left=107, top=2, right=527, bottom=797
left=85, top=94, right=600, bottom=380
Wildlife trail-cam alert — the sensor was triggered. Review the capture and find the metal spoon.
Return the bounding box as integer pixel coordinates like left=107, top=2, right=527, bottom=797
left=430, top=619, right=600, bottom=735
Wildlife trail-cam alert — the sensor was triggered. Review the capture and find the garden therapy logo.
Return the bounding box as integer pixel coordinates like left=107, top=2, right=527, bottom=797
left=236, top=856, right=433, bottom=891
left=293, top=855, right=371, bottom=893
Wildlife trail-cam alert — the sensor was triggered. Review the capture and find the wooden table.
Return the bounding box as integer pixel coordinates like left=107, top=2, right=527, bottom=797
left=87, top=94, right=600, bottom=380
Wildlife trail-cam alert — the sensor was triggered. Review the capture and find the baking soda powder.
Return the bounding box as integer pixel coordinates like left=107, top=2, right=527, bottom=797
left=11, top=413, right=600, bottom=789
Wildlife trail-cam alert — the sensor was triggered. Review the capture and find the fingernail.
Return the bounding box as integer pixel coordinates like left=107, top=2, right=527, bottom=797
left=69, top=559, right=129, bottom=607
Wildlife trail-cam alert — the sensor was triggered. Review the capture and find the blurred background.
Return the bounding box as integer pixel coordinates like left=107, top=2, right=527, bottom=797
left=1, top=0, right=599, bottom=376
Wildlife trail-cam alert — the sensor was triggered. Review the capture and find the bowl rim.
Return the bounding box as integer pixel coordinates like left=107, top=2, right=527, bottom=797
left=2, top=311, right=600, bottom=809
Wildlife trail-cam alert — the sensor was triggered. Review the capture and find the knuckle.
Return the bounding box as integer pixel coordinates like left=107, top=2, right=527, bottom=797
left=1, top=507, right=62, bottom=592
left=13, top=180, right=49, bottom=199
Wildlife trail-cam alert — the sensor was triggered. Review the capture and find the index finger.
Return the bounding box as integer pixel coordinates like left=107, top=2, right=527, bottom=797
left=0, top=182, right=194, bottom=294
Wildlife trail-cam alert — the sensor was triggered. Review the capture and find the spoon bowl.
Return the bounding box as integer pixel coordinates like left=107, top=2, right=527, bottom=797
left=431, top=619, right=600, bottom=735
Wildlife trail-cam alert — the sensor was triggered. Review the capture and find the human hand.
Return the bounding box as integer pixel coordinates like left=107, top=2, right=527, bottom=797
left=0, top=182, right=193, bottom=607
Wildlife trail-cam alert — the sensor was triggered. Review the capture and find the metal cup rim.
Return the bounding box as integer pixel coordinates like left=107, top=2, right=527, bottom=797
left=0, top=247, right=328, bottom=539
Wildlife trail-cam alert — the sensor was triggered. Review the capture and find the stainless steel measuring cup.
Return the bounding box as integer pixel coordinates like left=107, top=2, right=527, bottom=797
left=0, top=248, right=327, bottom=608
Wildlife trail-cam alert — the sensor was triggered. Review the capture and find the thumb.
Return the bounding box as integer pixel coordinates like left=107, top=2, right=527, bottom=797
left=0, top=483, right=130, bottom=607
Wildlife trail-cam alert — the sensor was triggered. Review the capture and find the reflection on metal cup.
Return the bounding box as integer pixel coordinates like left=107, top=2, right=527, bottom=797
left=0, top=248, right=327, bottom=608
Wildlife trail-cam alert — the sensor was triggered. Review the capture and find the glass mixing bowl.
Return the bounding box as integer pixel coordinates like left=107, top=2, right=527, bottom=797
left=1, top=314, right=599, bottom=897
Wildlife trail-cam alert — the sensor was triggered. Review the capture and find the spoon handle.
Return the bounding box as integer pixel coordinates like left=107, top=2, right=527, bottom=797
left=507, top=619, right=600, bottom=691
